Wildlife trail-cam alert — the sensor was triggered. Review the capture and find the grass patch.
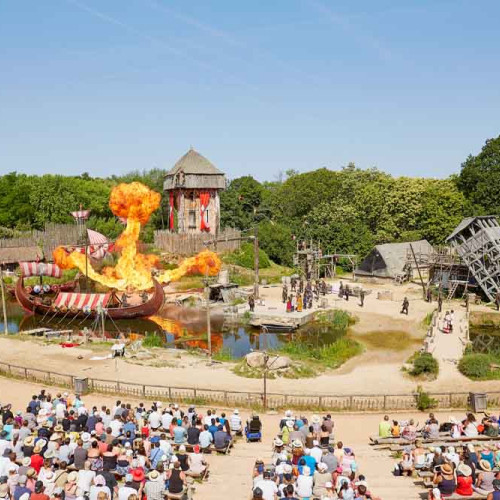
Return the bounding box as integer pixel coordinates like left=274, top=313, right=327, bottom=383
left=142, top=332, right=163, bottom=348
left=359, top=330, right=420, bottom=351
left=459, top=353, right=500, bottom=380
left=232, top=359, right=317, bottom=379
left=275, top=337, right=362, bottom=370
left=422, top=311, right=435, bottom=327
left=212, top=347, right=234, bottom=362
left=174, top=277, right=204, bottom=291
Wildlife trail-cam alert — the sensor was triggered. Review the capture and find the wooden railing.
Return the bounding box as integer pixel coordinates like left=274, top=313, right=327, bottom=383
left=0, top=360, right=497, bottom=412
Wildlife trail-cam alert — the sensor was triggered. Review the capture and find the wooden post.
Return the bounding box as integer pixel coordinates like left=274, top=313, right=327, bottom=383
left=253, top=226, right=259, bottom=299
left=409, top=243, right=426, bottom=298
left=0, top=265, right=8, bottom=335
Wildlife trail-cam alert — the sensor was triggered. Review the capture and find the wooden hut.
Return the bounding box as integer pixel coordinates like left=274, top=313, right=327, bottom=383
left=163, top=148, right=226, bottom=234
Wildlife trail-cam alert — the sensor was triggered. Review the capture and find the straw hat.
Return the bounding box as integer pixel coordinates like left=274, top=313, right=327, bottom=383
left=457, top=463, right=472, bottom=477
left=292, top=439, right=302, bottom=449
left=24, top=436, right=35, bottom=447
left=441, top=464, right=453, bottom=475
left=273, top=438, right=283, bottom=447
left=148, top=470, right=161, bottom=481
left=81, top=432, right=91, bottom=443
left=22, top=457, right=31, bottom=467
left=317, top=462, right=328, bottom=472
left=480, top=459, right=492, bottom=472
left=285, top=420, right=294, bottom=429
left=44, top=450, right=56, bottom=459
left=311, top=415, right=320, bottom=424
left=26, top=468, right=36, bottom=478
left=53, top=425, right=64, bottom=433
left=33, top=446, right=42, bottom=455
left=67, top=472, right=78, bottom=483
left=233, top=409, right=239, bottom=415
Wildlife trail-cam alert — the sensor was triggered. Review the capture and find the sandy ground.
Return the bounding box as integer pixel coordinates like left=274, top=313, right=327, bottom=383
left=2, top=279, right=499, bottom=395
left=5, top=376, right=494, bottom=500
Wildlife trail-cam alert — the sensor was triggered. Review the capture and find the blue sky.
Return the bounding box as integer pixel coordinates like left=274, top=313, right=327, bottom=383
left=1, top=0, right=499, bottom=181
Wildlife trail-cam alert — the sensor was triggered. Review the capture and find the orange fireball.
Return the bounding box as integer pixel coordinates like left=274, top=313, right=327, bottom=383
left=53, top=182, right=221, bottom=292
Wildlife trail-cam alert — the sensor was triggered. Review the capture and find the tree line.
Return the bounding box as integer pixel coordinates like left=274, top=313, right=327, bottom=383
left=1, top=135, right=500, bottom=266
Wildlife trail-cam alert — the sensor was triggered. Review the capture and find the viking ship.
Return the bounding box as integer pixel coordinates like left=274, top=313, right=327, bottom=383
left=15, top=261, right=164, bottom=320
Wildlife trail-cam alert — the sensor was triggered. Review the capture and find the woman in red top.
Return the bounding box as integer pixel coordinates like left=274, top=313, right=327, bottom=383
left=456, top=463, right=473, bottom=496
left=31, top=481, right=50, bottom=500
left=30, top=447, right=44, bottom=474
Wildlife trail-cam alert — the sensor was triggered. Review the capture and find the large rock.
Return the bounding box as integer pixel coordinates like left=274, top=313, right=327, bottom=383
left=246, top=351, right=266, bottom=368
left=245, top=352, right=291, bottom=370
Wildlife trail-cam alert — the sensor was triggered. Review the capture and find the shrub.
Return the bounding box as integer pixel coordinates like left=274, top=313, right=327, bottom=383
left=224, top=243, right=270, bottom=269
left=410, top=353, right=439, bottom=377
left=458, top=353, right=491, bottom=379
left=142, top=332, right=163, bottom=348
left=415, top=385, right=437, bottom=411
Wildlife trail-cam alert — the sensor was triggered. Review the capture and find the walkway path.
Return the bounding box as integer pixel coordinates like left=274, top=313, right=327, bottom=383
left=429, top=307, right=469, bottom=380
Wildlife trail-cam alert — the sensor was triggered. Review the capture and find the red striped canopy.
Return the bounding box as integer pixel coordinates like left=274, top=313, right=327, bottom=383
left=54, top=291, right=110, bottom=311
left=19, top=262, right=62, bottom=278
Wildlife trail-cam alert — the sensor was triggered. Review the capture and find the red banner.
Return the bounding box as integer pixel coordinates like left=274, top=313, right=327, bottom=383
left=200, top=191, right=210, bottom=232
left=169, top=192, right=174, bottom=231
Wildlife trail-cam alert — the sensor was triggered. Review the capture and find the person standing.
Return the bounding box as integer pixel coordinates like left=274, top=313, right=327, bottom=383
left=282, top=284, right=288, bottom=304
left=344, top=285, right=350, bottom=301
left=426, top=286, right=432, bottom=303
left=338, top=281, right=344, bottom=298
left=248, top=295, right=255, bottom=312
left=359, top=289, right=365, bottom=307
left=438, top=293, right=443, bottom=313
left=401, top=297, right=409, bottom=315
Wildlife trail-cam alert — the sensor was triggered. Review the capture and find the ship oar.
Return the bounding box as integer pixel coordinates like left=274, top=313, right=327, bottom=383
left=40, top=307, right=53, bottom=323
left=56, top=308, right=72, bottom=325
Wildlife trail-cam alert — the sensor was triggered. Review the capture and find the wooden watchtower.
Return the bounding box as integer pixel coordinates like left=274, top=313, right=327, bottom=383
left=164, top=148, right=226, bottom=235
left=446, top=216, right=500, bottom=301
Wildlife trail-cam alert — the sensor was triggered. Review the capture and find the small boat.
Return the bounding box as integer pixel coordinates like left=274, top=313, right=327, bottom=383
left=15, top=262, right=164, bottom=320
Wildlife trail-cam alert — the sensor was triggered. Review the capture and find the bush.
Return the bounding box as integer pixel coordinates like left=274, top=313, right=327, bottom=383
left=415, top=385, right=437, bottom=411
left=224, top=243, right=271, bottom=269
left=410, top=352, right=439, bottom=377
left=458, top=353, right=491, bottom=379
left=142, top=332, right=163, bottom=348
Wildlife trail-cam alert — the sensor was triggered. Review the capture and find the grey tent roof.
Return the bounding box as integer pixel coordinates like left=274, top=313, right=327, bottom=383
left=164, top=148, right=226, bottom=190
left=446, top=216, right=497, bottom=242
left=356, top=240, right=433, bottom=278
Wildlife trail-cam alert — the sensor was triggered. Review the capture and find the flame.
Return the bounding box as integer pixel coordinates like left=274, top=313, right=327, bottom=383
left=157, top=250, right=221, bottom=283
left=52, top=182, right=221, bottom=292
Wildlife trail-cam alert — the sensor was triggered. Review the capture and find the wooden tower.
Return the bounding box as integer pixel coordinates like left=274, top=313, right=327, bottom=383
left=163, top=148, right=226, bottom=235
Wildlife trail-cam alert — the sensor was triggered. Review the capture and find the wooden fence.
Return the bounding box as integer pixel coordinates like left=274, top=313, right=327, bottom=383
left=0, top=223, right=80, bottom=260
left=0, top=360, right=498, bottom=411
left=154, top=228, right=241, bottom=256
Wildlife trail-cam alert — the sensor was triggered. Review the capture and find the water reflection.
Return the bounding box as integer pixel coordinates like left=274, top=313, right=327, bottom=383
left=1, top=300, right=347, bottom=359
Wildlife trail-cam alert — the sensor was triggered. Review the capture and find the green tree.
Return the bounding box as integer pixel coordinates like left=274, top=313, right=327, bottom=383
left=257, top=220, right=295, bottom=266
left=457, top=135, right=500, bottom=214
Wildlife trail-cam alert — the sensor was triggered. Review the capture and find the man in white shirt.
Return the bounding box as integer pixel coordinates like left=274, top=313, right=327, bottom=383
left=77, top=461, right=96, bottom=494
left=159, top=435, right=172, bottom=457
left=148, top=410, right=161, bottom=431
left=109, top=418, right=123, bottom=437
left=253, top=471, right=278, bottom=500
left=310, top=440, right=323, bottom=464
left=161, top=411, right=173, bottom=430
left=203, top=410, right=214, bottom=427
left=230, top=409, right=242, bottom=433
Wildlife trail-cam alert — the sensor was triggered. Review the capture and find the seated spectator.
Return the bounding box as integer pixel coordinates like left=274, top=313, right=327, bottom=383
left=296, top=466, right=313, bottom=499
left=230, top=409, right=242, bottom=435
left=313, top=462, right=330, bottom=497
left=487, top=479, right=500, bottom=500
left=214, top=425, right=231, bottom=450
left=378, top=415, right=391, bottom=438
left=186, top=445, right=208, bottom=477
left=253, top=470, right=277, bottom=500
left=474, top=459, right=496, bottom=495
left=455, top=463, right=473, bottom=496
left=433, top=463, right=456, bottom=497
left=144, top=470, right=164, bottom=500
left=401, top=419, right=417, bottom=441
left=391, top=420, right=400, bottom=437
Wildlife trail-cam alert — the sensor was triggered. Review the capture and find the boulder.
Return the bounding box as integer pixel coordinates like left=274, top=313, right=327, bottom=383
left=246, top=351, right=266, bottom=368
left=245, top=352, right=292, bottom=370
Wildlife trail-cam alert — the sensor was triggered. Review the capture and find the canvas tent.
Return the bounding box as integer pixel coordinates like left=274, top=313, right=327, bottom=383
left=356, top=240, right=433, bottom=279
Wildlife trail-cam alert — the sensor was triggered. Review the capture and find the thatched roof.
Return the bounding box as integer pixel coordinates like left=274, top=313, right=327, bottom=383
left=164, top=148, right=226, bottom=190
left=356, top=240, right=433, bottom=278
left=0, top=246, right=43, bottom=265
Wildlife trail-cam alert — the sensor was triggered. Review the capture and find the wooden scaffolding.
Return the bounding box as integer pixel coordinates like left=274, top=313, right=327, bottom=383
left=446, top=216, right=500, bottom=302
left=293, top=240, right=357, bottom=280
